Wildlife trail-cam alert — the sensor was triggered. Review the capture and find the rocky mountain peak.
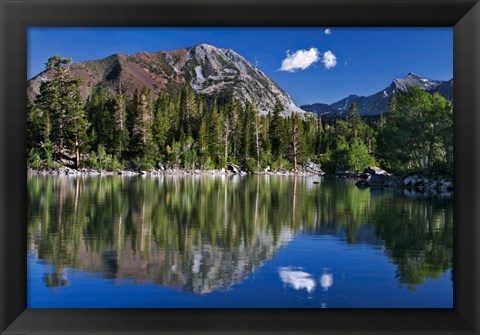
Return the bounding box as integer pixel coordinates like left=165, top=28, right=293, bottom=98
left=391, top=72, right=441, bottom=93
left=301, top=73, right=452, bottom=117
left=27, top=44, right=305, bottom=117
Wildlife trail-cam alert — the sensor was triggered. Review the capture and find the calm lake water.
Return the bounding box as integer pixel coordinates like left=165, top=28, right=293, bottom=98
left=27, top=175, right=453, bottom=308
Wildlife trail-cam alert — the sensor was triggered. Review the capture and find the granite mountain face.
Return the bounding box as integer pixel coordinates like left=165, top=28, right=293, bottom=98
left=301, top=73, right=453, bottom=117
left=27, top=43, right=305, bottom=117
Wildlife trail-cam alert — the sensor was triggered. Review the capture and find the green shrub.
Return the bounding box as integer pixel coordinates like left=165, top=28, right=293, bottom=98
left=271, top=158, right=292, bottom=171
left=42, top=140, right=55, bottom=169
left=133, top=157, right=154, bottom=171
left=80, top=153, right=99, bottom=169
left=202, top=156, right=215, bottom=170
left=27, top=148, right=43, bottom=169
left=80, top=145, right=123, bottom=170
left=330, top=140, right=376, bottom=172
left=245, top=157, right=260, bottom=173
left=316, top=153, right=334, bottom=173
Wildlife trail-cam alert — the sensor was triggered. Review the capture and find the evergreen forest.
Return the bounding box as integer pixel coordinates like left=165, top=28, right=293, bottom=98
left=27, top=56, right=453, bottom=175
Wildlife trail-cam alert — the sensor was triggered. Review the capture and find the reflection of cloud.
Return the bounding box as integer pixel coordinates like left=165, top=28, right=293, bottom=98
left=320, top=270, right=333, bottom=291
left=279, top=267, right=315, bottom=293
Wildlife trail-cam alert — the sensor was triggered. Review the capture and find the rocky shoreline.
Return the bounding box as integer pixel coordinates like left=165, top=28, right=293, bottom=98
left=27, top=167, right=317, bottom=177
left=349, top=167, right=453, bottom=195
left=27, top=163, right=453, bottom=195
left=27, top=160, right=327, bottom=177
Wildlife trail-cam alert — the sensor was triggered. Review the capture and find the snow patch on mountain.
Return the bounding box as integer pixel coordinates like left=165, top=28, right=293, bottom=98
left=194, top=65, right=205, bottom=82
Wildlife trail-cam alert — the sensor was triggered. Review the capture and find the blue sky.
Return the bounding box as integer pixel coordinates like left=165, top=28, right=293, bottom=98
left=28, top=27, right=452, bottom=105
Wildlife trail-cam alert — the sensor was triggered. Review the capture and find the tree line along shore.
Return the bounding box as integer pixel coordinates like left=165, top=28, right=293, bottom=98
left=28, top=56, right=453, bottom=185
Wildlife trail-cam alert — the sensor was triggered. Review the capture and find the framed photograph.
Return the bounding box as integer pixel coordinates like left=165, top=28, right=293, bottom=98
left=1, top=0, right=479, bottom=334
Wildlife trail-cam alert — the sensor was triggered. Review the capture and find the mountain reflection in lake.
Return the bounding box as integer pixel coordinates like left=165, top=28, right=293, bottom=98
left=27, top=175, right=453, bottom=308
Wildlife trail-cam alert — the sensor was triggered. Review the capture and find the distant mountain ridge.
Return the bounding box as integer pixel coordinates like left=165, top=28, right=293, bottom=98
left=27, top=43, right=305, bottom=117
left=301, top=73, right=453, bottom=116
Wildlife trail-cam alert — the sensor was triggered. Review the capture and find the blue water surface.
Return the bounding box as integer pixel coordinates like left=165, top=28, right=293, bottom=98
left=27, top=175, right=453, bottom=308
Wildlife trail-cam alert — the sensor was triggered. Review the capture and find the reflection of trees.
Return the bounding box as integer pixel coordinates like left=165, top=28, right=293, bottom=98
left=27, top=175, right=452, bottom=292
left=308, top=178, right=373, bottom=243
left=370, top=193, right=453, bottom=290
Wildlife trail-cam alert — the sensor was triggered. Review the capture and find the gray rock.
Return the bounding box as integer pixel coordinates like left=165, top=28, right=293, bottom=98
left=365, top=166, right=390, bottom=176
left=424, top=180, right=438, bottom=189
left=302, top=160, right=325, bottom=175
left=226, top=163, right=241, bottom=174
left=403, top=175, right=418, bottom=187
left=413, top=176, right=426, bottom=187
left=59, top=159, right=75, bottom=167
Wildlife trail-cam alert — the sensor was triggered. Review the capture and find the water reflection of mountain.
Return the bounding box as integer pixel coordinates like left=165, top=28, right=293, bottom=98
left=27, top=175, right=453, bottom=292
left=73, top=228, right=294, bottom=294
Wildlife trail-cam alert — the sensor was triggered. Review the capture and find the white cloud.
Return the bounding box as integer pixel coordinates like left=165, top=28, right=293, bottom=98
left=322, top=50, right=337, bottom=69
left=324, top=28, right=332, bottom=35
left=279, top=48, right=320, bottom=72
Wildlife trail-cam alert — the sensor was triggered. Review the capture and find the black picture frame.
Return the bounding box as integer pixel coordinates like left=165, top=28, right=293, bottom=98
left=1, top=0, right=479, bottom=334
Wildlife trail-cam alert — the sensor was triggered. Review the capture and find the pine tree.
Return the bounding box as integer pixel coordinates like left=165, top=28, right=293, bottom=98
left=269, top=100, right=285, bottom=160
left=222, top=104, right=232, bottom=165
left=241, top=102, right=252, bottom=163
left=36, top=56, right=89, bottom=167
left=178, top=84, right=197, bottom=138
left=197, top=113, right=210, bottom=169
left=152, top=94, right=171, bottom=159
left=261, top=112, right=272, bottom=165
left=65, top=93, right=89, bottom=168
left=208, top=99, right=223, bottom=166
left=251, top=100, right=262, bottom=167
left=131, top=87, right=156, bottom=163
left=229, top=97, right=241, bottom=162
left=315, top=114, right=325, bottom=155
left=288, top=112, right=306, bottom=171
left=27, top=99, right=50, bottom=150
left=112, top=94, right=128, bottom=159
left=222, top=96, right=241, bottom=164
left=346, top=102, right=361, bottom=141
left=85, top=90, right=113, bottom=154
left=305, top=114, right=317, bottom=156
